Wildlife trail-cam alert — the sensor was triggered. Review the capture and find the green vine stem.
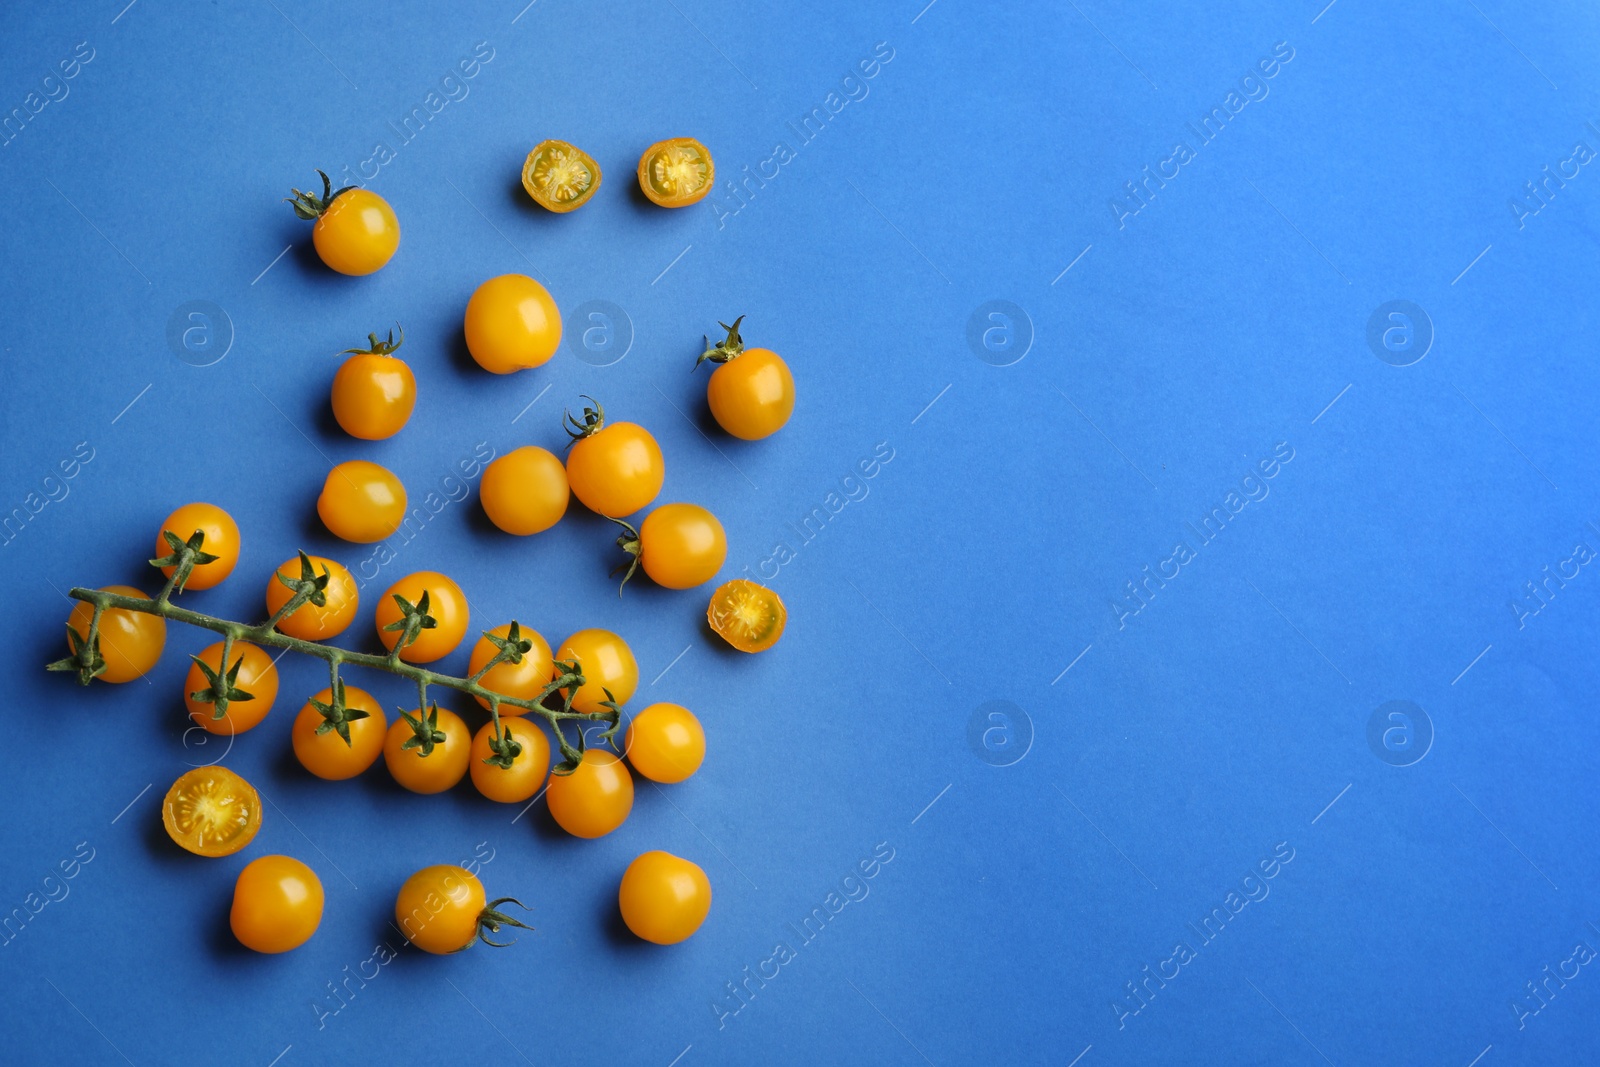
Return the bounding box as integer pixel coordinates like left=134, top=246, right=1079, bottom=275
left=51, top=537, right=621, bottom=774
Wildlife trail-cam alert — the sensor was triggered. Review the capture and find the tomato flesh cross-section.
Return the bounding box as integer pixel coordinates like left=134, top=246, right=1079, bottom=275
left=162, top=766, right=262, bottom=857
left=522, top=140, right=601, bottom=213
left=706, top=579, right=786, bottom=652
left=637, top=137, right=714, bottom=207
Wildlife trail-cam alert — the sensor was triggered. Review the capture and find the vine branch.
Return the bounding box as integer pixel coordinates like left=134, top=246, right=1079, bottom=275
left=54, top=559, right=620, bottom=774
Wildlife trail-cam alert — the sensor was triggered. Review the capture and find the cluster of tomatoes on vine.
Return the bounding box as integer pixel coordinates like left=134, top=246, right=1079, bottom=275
left=52, top=135, right=795, bottom=955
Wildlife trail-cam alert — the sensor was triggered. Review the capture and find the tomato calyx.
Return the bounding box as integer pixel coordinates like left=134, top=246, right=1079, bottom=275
left=480, top=720, right=525, bottom=770
left=270, top=550, right=332, bottom=627
left=474, top=897, right=535, bottom=949
left=467, top=621, right=534, bottom=686
left=150, top=528, right=220, bottom=595
left=608, top=518, right=645, bottom=594
left=341, top=324, right=404, bottom=358
left=47, top=619, right=106, bottom=685
left=696, top=315, right=748, bottom=369
left=189, top=640, right=256, bottom=721
left=309, top=677, right=370, bottom=747
left=562, top=394, right=607, bottom=446
left=399, top=702, right=448, bottom=757
left=381, top=590, right=438, bottom=661
left=285, top=169, right=358, bottom=221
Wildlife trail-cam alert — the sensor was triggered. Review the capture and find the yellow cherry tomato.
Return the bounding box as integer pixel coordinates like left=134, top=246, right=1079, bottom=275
left=624, top=703, right=705, bottom=783
left=292, top=686, right=387, bottom=780
left=374, top=571, right=469, bottom=664
left=522, top=139, right=601, bottom=213
left=699, top=316, right=795, bottom=440
left=162, top=765, right=261, bottom=857
left=156, top=502, right=240, bottom=590
left=231, top=855, right=324, bottom=953
left=317, top=460, right=407, bottom=543
left=468, top=623, right=554, bottom=712
left=469, top=717, right=550, bottom=803
left=331, top=327, right=414, bottom=440
left=384, top=705, right=471, bottom=794
left=265, top=554, right=358, bottom=641
left=395, top=865, right=532, bottom=954
left=707, top=579, right=786, bottom=653
left=184, top=640, right=280, bottom=736
left=67, top=585, right=164, bottom=683
left=288, top=172, right=400, bottom=276
left=464, top=274, right=561, bottom=374
left=619, top=851, right=712, bottom=944
left=564, top=397, right=664, bottom=517
left=637, top=137, right=715, bottom=207
left=554, top=628, right=638, bottom=713
left=480, top=446, right=569, bottom=535
left=616, top=503, right=726, bottom=591
left=546, top=749, right=634, bottom=839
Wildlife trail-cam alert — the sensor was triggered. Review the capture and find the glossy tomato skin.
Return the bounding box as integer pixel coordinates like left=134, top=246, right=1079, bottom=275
left=314, top=189, right=400, bottom=276
left=292, top=687, right=387, bottom=780
left=68, top=585, right=164, bottom=683
left=618, top=851, right=712, bottom=944
left=384, top=707, right=471, bottom=794
left=318, top=461, right=407, bottom=543
left=231, top=855, right=324, bottom=953
left=374, top=571, right=469, bottom=664
left=639, top=504, right=726, bottom=589
left=468, top=624, right=554, bottom=712
left=469, top=717, right=550, bottom=803
left=265, top=555, right=358, bottom=641
left=185, top=641, right=280, bottom=736
left=162, top=766, right=261, bottom=857
left=546, top=749, right=634, bottom=838
left=566, top=422, right=664, bottom=517
left=554, top=629, right=638, bottom=713
left=156, top=502, right=240, bottom=590
left=332, top=353, right=415, bottom=440
left=464, top=274, right=561, bottom=374
left=480, top=446, right=569, bottom=535
left=708, top=349, right=795, bottom=440
left=395, top=864, right=486, bottom=954
left=624, top=703, right=705, bottom=783
left=707, top=579, right=787, bottom=653
left=522, top=140, right=602, bottom=212
left=637, top=137, right=715, bottom=207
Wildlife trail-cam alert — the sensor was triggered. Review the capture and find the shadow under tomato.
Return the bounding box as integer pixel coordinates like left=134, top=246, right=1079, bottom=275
left=140, top=808, right=220, bottom=871
left=601, top=894, right=655, bottom=953
left=698, top=615, right=745, bottom=660
left=445, top=325, right=482, bottom=380
left=460, top=491, right=505, bottom=539
left=311, top=392, right=343, bottom=439
left=620, top=163, right=658, bottom=215
left=285, top=234, right=324, bottom=278
left=272, top=736, right=309, bottom=782
left=205, top=888, right=259, bottom=959
left=503, top=175, right=563, bottom=226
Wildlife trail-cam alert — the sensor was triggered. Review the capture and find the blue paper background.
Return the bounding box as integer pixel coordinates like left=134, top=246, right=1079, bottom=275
left=3, top=0, right=1598, bottom=1063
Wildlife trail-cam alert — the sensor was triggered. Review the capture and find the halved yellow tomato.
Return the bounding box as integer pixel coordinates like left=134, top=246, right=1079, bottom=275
left=707, top=579, right=786, bottom=653
left=637, top=137, right=714, bottom=207
left=162, top=766, right=262, bottom=857
left=522, top=140, right=601, bottom=213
